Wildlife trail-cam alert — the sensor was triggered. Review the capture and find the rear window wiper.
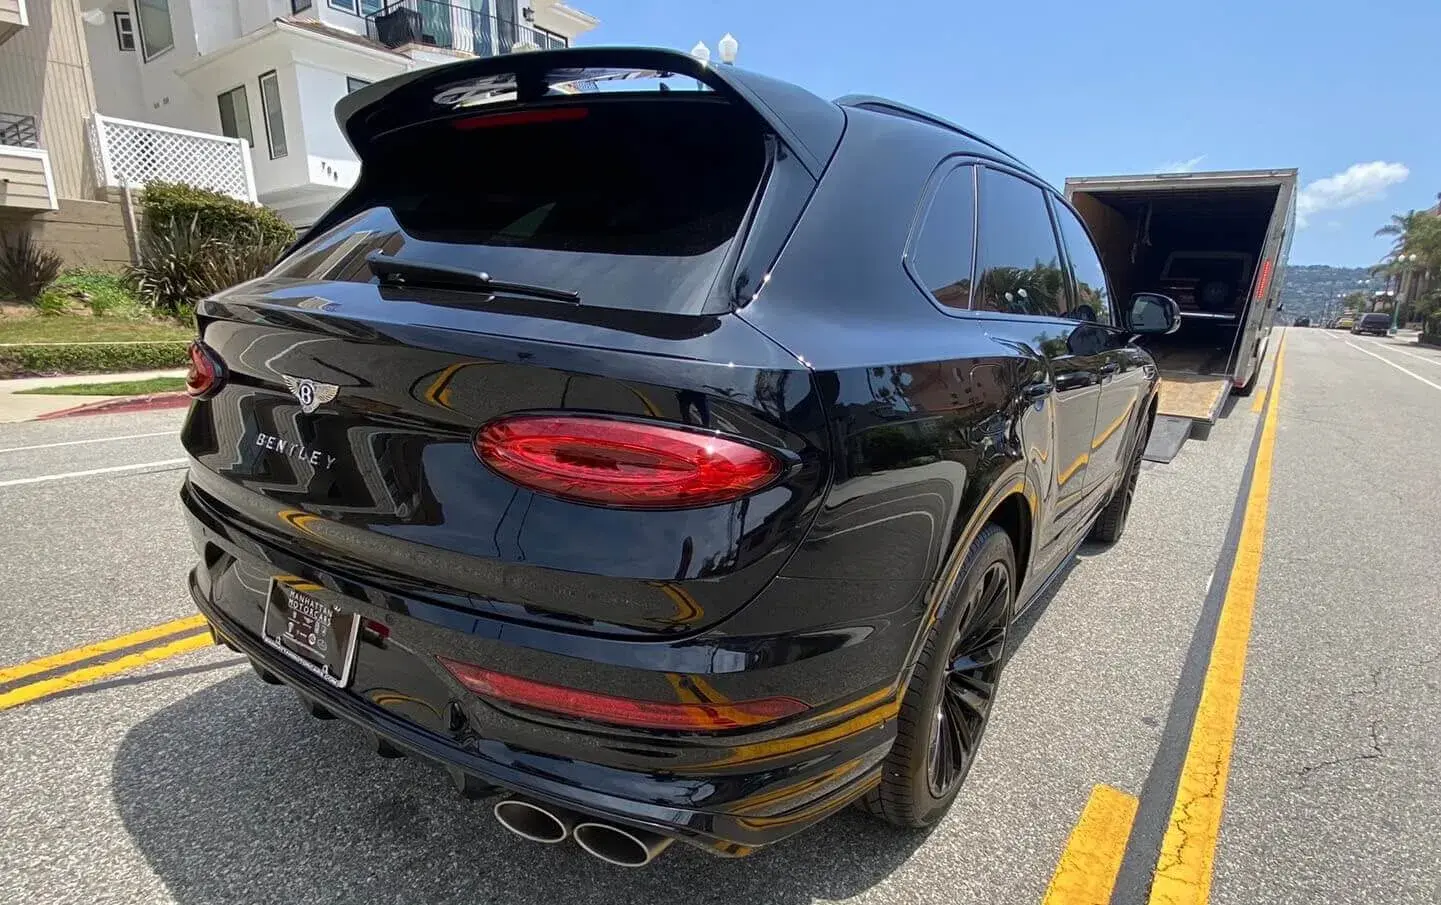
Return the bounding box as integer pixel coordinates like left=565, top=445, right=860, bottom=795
left=365, top=252, right=581, bottom=305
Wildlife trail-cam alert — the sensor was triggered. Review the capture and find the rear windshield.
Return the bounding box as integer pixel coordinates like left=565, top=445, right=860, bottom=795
left=1360, top=314, right=1391, bottom=326
left=283, top=99, right=768, bottom=314
left=1163, top=255, right=1249, bottom=284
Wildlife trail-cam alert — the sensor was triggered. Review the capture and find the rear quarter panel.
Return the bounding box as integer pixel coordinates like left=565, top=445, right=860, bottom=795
left=732, top=109, right=1048, bottom=681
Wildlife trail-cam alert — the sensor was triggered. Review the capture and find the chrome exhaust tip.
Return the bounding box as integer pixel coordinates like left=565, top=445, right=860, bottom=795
left=573, top=821, right=674, bottom=867
left=492, top=798, right=575, bottom=844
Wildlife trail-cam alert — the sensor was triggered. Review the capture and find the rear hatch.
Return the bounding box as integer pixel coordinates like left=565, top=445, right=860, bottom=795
left=182, top=50, right=841, bottom=637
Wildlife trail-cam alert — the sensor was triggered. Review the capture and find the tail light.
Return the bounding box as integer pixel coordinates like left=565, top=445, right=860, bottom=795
left=185, top=341, right=223, bottom=398
left=1252, top=259, right=1274, bottom=301
left=452, top=107, right=589, bottom=131
left=474, top=415, right=784, bottom=509
left=438, top=657, right=807, bottom=731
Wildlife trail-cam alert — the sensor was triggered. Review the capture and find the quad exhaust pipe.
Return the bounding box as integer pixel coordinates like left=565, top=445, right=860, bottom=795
left=491, top=796, right=674, bottom=866
left=572, top=821, right=673, bottom=867
left=492, top=797, right=577, bottom=844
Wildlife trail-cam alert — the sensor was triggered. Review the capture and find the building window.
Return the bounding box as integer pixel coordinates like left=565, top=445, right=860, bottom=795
left=258, top=71, right=287, bottom=159
left=346, top=77, right=372, bottom=94
left=536, top=28, right=568, bottom=49
left=135, top=0, right=175, bottom=61
left=328, top=0, right=384, bottom=14
left=291, top=0, right=313, bottom=12
left=217, top=86, right=254, bottom=148
left=114, top=12, right=136, bottom=51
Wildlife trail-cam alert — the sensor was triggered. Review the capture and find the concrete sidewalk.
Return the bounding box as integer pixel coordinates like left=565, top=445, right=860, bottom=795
left=0, top=369, right=187, bottom=423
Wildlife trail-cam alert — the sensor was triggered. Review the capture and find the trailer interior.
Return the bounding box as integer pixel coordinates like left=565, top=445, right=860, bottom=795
left=1070, top=184, right=1281, bottom=421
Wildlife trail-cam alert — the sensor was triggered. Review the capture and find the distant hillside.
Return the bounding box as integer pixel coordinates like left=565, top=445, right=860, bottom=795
left=1279, top=265, right=1374, bottom=322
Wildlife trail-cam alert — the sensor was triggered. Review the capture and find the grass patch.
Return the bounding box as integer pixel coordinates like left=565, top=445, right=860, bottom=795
left=16, top=376, right=188, bottom=396
left=0, top=314, right=192, bottom=344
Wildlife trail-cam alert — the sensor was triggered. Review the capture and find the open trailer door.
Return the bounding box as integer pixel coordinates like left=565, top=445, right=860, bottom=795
left=1064, top=169, right=1297, bottom=436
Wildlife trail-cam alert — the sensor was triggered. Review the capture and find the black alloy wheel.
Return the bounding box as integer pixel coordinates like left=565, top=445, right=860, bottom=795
left=1090, top=415, right=1150, bottom=544
left=927, top=561, right=1010, bottom=797
left=861, top=524, right=1016, bottom=827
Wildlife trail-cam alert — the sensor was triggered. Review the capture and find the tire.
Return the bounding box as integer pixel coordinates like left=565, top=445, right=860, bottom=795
left=861, top=524, right=1015, bottom=828
left=1089, top=414, right=1151, bottom=544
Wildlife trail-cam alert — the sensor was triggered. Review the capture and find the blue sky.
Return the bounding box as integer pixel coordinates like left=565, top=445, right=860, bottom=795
left=574, top=0, right=1439, bottom=267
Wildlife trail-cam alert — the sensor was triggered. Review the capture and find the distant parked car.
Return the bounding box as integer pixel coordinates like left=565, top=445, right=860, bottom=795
left=1352, top=313, right=1391, bottom=336
left=1335, top=315, right=1356, bottom=330
left=1293, top=316, right=1311, bottom=327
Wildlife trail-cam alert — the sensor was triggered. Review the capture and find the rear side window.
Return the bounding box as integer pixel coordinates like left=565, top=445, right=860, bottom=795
left=909, top=165, right=976, bottom=309
left=295, top=99, right=768, bottom=314
left=974, top=168, right=1066, bottom=318
left=1053, top=201, right=1113, bottom=325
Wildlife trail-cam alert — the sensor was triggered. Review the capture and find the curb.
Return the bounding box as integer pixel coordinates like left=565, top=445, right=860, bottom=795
left=35, top=391, right=191, bottom=420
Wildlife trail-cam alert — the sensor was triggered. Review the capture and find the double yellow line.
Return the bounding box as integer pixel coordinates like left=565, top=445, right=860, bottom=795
left=1042, top=332, right=1289, bottom=905
left=0, top=615, right=215, bottom=711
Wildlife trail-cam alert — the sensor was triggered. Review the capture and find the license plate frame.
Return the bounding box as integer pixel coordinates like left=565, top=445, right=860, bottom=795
left=261, top=578, right=361, bottom=688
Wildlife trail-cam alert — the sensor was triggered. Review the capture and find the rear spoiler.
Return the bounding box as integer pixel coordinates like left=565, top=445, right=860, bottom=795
left=292, top=47, right=844, bottom=251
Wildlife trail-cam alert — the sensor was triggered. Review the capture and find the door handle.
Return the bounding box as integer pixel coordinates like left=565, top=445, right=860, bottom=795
left=1054, top=372, right=1096, bottom=392
left=1098, top=361, right=1120, bottom=376
left=1023, top=381, right=1052, bottom=399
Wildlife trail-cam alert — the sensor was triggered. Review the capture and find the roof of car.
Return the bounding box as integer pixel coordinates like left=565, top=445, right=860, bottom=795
left=834, top=95, right=1037, bottom=178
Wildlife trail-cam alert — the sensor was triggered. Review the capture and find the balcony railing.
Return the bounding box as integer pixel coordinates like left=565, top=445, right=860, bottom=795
left=0, top=112, right=40, bottom=149
left=367, top=1, right=568, bottom=57
left=89, top=113, right=257, bottom=202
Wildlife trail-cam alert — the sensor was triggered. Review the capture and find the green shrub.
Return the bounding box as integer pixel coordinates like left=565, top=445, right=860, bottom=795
left=35, top=292, right=70, bottom=316
left=0, top=231, right=64, bottom=303
left=38, top=270, right=144, bottom=318
left=129, top=214, right=288, bottom=315
left=0, top=341, right=190, bottom=378
left=141, top=181, right=295, bottom=246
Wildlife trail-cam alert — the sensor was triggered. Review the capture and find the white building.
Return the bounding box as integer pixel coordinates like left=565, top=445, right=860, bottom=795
left=80, top=0, right=598, bottom=226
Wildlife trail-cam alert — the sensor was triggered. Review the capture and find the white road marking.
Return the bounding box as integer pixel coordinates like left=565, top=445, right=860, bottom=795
left=0, top=459, right=188, bottom=488
left=1354, top=337, right=1441, bottom=367
left=1345, top=341, right=1441, bottom=392
left=0, top=431, right=177, bottom=455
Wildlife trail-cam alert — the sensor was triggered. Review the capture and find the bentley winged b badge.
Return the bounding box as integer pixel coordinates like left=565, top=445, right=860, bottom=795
left=282, top=375, right=339, bottom=414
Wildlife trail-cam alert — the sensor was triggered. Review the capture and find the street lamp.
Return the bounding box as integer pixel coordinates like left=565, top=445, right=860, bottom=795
left=690, top=41, right=711, bottom=64
left=717, top=33, right=739, bottom=64
left=1392, top=253, right=1419, bottom=334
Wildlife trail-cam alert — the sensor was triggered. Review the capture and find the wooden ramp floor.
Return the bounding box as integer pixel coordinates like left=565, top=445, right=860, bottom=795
left=1157, top=372, right=1230, bottom=421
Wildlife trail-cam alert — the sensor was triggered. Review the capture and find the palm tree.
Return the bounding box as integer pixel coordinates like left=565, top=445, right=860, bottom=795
left=1376, top=210, right=1425, bottom=254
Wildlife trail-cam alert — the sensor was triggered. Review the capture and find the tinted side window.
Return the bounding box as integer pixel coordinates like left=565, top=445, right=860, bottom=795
left=975, top=168, right=1066, bottom=317
left=909, top=165, right=976, bottom=309
left=1054, top=201, right=1113, bottom=325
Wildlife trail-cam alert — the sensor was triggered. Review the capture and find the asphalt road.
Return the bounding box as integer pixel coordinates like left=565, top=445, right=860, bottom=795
left=0, top=328, right=1435, bottom=904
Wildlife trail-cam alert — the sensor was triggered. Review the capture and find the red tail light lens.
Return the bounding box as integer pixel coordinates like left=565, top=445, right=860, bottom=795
left=1252, top=259, right=1274, bottom=301
left=438, top=657, right=808, bottom=731
left=474, top=415, right=784, bottom=509
left=185, top=341, right=222, bottom=398
left=452, top=107, right=589, bottom=131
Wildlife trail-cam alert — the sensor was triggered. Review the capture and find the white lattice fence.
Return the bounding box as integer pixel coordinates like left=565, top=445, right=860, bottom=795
left=91, top=113, right=257, bottom=202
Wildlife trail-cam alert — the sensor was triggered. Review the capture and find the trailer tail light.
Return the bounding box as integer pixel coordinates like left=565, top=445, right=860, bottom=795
left=1252, top=259, right=1274, bottom=301
left=473, top=415, right=783, bottom=509
left=185, top=341, right=223, bottom=398
left=438, top=657, right=808, bottom=731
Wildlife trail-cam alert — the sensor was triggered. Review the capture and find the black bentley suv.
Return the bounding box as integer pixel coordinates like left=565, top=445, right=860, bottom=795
left=180, top=47, right=1177, bottom=866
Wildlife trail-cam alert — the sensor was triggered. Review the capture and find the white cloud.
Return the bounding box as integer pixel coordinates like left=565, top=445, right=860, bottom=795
left=1296, top=161, right=1409, bottom=228
left=1156, top=155, right=1207, bottom=173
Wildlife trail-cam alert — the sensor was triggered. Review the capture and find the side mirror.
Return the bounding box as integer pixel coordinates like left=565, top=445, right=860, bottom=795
left=1127, top=292, right=1181, bottom=335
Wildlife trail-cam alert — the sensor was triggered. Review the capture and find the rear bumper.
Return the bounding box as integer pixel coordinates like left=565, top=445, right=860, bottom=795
left=181, top=476, right=901, bottom=854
